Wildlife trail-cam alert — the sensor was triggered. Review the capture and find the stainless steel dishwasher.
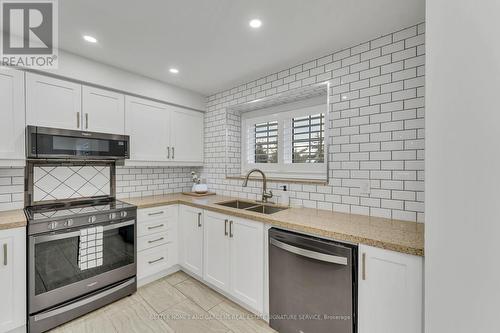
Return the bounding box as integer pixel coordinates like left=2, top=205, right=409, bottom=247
left=269, top=228, right=357, bottom=333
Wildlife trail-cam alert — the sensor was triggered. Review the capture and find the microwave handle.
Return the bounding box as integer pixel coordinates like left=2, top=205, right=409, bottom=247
left=33, top=219, right=135, bottom=244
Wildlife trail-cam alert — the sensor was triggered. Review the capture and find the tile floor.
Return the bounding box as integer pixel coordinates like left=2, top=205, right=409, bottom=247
left=50, top=271, right=276, bottom=333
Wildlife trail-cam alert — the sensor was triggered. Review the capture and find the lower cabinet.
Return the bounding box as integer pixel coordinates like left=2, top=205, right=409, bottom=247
left=137, top=205, right=178, bottom=283
left=358, top=244, right=423, bottom=333
left=0, top=227, right=26, bottom=333
left=202, top=210, right=264, bottom=314
left=179, top=205, right=204, bottom=278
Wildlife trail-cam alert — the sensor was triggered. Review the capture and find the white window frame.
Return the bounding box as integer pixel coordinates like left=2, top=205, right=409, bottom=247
left=241, top=98, right=327, bottom=180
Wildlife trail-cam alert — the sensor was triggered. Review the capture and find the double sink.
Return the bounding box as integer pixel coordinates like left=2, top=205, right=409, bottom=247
left=216, top=200, right=288, bottom=215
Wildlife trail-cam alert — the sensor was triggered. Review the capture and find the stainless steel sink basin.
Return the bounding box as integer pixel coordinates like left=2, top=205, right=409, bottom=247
left=245, top=205, right=288, bottom=215
left=216, top=200, right=259, bottom=209
left=215, top=200, right=288, bottom=215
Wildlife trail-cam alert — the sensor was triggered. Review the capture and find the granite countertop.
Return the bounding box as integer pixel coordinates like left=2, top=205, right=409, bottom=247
left=123, top=193, right=425, bottom=256
left=0, top=209, right=27, bottom=230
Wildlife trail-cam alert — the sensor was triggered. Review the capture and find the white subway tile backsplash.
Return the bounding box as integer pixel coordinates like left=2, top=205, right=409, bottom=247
left=204, top=23, right=425, bottom=222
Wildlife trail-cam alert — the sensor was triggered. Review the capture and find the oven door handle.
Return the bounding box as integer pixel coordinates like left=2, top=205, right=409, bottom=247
left=270, top=238, right=348, bottom=265
left=33, top=220, right=136, bottom=244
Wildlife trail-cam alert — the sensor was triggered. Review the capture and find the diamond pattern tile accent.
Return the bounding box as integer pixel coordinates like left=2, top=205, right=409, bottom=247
left=33, top=166, right=111, bottom=202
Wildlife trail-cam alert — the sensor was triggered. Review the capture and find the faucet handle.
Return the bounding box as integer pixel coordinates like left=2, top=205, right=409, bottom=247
left=264, top=190, right=273, bottom=199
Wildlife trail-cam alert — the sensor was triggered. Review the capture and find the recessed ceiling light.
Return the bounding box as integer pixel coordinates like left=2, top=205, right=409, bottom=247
left=169, top=68, right=179, bottom=74
left=83, top=35, right=98, bottom=43
left=249, top=19, right=262, bottom=29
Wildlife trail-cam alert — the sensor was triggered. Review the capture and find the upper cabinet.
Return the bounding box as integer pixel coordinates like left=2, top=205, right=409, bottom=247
left=125, top=96, right=171, bottom=162
left=125, top=96, right=204, bottom=166
left=26, top=72, right=82, bottom=130
left=170, top=107, right=204, bottom=163
left=0, top=68, right=25, bottom=166
left=82, top=86, right=125, bottom=134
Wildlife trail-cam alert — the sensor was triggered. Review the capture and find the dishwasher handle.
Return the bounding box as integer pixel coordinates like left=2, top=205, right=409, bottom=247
left=270, top=238, right=348, bottom=266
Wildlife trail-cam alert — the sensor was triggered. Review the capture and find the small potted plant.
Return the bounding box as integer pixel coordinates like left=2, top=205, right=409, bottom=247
left=191, top=171, right=208, bottom=194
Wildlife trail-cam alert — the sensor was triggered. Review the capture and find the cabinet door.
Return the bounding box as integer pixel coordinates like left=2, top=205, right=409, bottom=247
left=170, top=107, right=204, bottom=163
left=82, top=86, right=125, bottom=134
left=0, top=68, right=25, bottom=164
left=203, top=211, right=230, bottom=292
left=179, top=206, right=203, bottom=277
left=26, top=73, right=82, bottom=130
left=0, top=227, right=26, bottom=332
left=358, top=244, right=423, bottom=333
left=125, top=96, right=170, bottom=161
left=229, top=217, right=264, bottom=313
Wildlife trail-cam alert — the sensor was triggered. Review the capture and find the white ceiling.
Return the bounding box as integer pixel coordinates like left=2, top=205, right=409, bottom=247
left=59, top=0, right=425, bottom=96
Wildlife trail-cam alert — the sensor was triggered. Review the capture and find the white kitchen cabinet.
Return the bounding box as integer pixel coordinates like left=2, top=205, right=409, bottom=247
left=82, top=86, right=125, bottom=134
left=125, top=96, right=171, bottom=162
left=26, top=72, right=82, bottom=130
left=358, top=244, right=423, bottom=333
left=137, top=205, right=178, bottom=285
left=203, top=211, right=230, bottom=291
left=0, top=68, right=25, bottom=166
left=170, top=107, right=204, bottom=163
left=179, top=205, right=204, bottom=278
left=229, top=217, right=264, bottom=314
left=0, top=227, right=26, bottom=333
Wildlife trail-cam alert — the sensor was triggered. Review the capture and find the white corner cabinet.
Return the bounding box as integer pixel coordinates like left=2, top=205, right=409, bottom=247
left=182, top=208, right=264, bottom=314
left=125, top=96, right=204, bottom=166
left=136, top=205, right=179, bottom=286
left=0, top=68, right=25, bottom=166
left=358, top=244, right=423, bottom=333
left=0, top=227, right=26, bottom=333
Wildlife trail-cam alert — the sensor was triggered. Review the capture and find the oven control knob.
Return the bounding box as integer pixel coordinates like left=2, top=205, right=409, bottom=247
left=120, top=211, right=128, bottom=218
left=48, top=221, right=58, bottom=230
left=64, top=219, right=74, bottom=227
left=109, top=212, right=117, bottom=220
left=88, top=216, right=97, bottom=224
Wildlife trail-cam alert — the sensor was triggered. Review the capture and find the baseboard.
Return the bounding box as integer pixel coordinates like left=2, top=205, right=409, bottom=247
left=137, top=265, right=181, bottom=287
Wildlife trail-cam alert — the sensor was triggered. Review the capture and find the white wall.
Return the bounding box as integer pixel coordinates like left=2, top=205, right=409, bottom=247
left=34, top=50, right=206, bottom=111
left=426, top=1, right=500, bottom=332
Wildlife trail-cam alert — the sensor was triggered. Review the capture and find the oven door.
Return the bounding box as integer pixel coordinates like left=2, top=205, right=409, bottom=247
left=28, top=219, right=136, bottom=314
left=26, top=126, right=129, bottom=160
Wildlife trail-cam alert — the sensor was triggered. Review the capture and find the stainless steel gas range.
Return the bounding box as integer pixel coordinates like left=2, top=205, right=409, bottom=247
left=25, top=198, right=137, bottom=333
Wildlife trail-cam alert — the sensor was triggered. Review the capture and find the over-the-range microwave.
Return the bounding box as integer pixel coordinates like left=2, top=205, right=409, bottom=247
left=26, top=126, right=130, bottom=160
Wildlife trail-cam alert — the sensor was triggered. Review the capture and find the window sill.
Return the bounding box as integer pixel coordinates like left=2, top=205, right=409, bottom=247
left=226, top=175, right=328, bottom=185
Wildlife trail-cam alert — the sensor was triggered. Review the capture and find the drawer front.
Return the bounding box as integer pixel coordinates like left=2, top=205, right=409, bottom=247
left=138, top=219, right=169, bottom=237
left=138, top=205, right=175, bottom=222
left=138, top=231, right=170, bottom=252
left=137, top=244, right=170, bottom=279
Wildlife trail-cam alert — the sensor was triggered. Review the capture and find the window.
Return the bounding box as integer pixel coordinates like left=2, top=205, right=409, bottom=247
left=292, top=114, right=325, bottom=163
left=255, top=121, right=278, bottom=163
left=241, top=100, right=327, bottom=180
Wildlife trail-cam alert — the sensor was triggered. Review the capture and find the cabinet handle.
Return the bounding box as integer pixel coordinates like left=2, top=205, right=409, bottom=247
left=167, top=146, right=170, bottom=159
left=362, top=252, right=366, bottom=280
left=229, top=220, right=233, bottom=238
left=197, top=212, right=202, bottom=227
left=148, top=237, right=164, bottom=244
left=148, top=211, right=164, bottom=216
left=172, top=147, right=175, bottom=159
left=85, top=113, right=89, bottom=129
left=147, top=224, right=164, bottom=230
left=148, top=257, right=164, bottom=265
left=224, top=219, right=228, bottom=236
left=77, top=112, right=80, bottom=128
left=3, top=243, right=6, bottom=266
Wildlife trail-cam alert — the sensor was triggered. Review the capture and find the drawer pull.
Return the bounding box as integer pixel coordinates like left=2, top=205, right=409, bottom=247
left=3, top=243, right=6, bottom=266
left=148, top=237, right=165, bottom=244
left=148, top=224, right=165, bottom=230
left=148, top=257, right=164, bottom=265
left=148, top=211, right=165, bottom=216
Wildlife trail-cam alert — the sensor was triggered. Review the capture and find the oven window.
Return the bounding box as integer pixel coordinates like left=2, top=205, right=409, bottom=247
left=34, top=224, right=135, bottom=295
